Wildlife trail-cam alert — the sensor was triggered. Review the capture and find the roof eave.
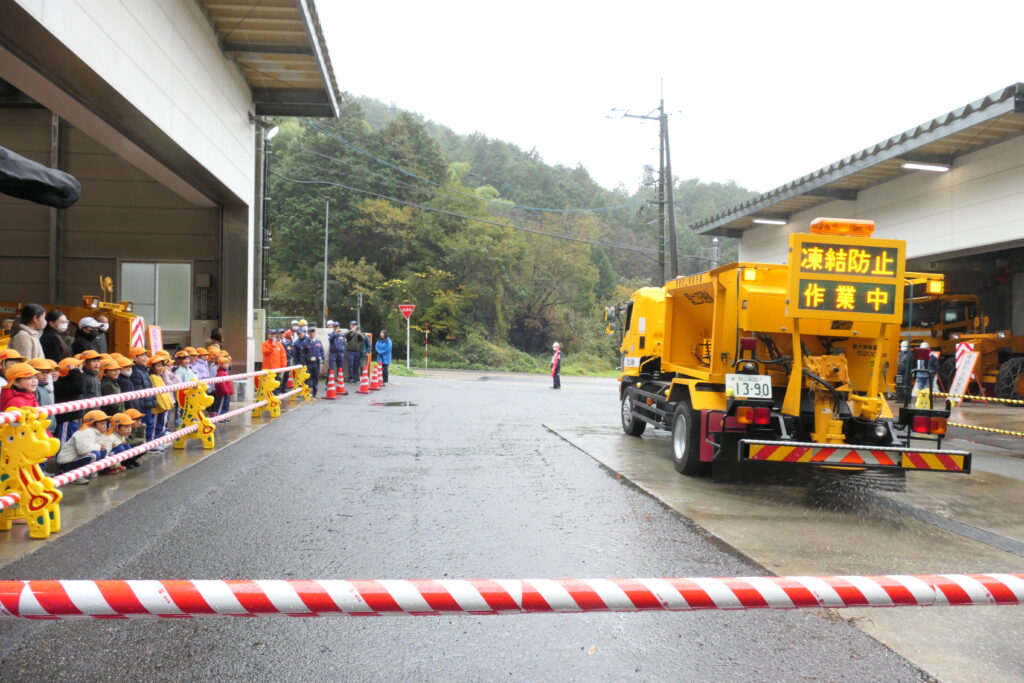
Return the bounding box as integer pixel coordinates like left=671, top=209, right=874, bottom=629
left=691, top=83, right=1024, bottom=236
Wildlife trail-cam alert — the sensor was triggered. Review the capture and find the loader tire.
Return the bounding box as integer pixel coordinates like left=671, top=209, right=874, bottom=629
left=939, top=357, right=956, bottom=393
left=995, top=357, right=1024, bottom=400
left=621, top=387, right=646, bottom=437
left=671, top=403, right=705, bottom=475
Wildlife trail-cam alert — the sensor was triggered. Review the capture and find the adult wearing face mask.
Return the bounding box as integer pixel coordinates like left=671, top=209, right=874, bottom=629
left=94, top=314, right=110, bottom=354
left=72, top=316, right=103, bottom=355
left=41, top=309, right=73, bottom=362
left=9, top=303, right=46, bottom=360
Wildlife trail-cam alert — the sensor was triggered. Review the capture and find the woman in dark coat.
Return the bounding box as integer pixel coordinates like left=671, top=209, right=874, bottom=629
left=41, top=309, right=73, bottom=362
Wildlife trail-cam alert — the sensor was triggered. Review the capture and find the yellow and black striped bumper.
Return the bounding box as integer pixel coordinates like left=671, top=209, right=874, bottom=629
left=741, top=440, right=971, bottom=474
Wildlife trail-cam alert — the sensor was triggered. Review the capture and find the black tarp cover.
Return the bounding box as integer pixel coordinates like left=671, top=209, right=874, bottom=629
left=0, top=145, right=80, bottom=208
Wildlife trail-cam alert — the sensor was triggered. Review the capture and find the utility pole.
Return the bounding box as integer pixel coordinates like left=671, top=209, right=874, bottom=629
left=619, top=87, right=678, bottom=283
left=322, top=198, right=329, bottom=329
left=662, top=96, right=679, bottom=280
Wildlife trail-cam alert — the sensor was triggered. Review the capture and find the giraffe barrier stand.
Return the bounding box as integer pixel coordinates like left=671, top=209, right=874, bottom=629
left=0, top=365, right=303, bottom=539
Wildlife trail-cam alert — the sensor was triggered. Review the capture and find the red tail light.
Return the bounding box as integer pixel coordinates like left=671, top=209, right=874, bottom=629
left=753, top=407, right=771, bottom=425
left=912, top=416, right=930, bottom=434
left=740, top=337, right=758, bottom=352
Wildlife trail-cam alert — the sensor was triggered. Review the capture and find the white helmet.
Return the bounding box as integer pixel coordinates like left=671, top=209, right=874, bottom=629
left=552, top=341, right=560, bottom=349
left=920, top=341, right=930, bottom=350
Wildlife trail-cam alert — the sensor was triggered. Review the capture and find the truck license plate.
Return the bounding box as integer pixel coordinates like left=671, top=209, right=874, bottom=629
left=726, top=374, right=772, bottom=399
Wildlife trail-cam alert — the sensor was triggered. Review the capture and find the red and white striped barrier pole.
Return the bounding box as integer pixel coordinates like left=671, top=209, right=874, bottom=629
left=0, top=574, right=1020, bottom=619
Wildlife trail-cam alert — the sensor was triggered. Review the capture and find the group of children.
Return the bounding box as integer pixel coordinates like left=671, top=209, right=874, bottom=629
left=0, top=343, right=235, bottom=483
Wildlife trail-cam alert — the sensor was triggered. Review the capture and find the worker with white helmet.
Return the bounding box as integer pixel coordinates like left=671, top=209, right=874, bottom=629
left=551, top=341, right=562, bottom=390
left=915, top=341, right=940, bottom=392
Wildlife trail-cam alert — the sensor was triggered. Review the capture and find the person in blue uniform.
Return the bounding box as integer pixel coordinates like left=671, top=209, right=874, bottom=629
left=327, top=321, right=347, bottom=383
left=295, top=327, right=325, bottom=397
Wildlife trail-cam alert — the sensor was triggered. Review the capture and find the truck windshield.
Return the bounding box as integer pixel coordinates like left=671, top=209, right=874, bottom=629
left=943, top=301, right=973, bottom=324
left=903, top=301, right=942, bottom=328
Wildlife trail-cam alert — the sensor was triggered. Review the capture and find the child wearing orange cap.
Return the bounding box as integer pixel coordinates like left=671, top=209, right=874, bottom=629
left=97, top=412, right=134, bottom=474
left=56, top=410, right=110, bottom=483
left=0, top=362, right=40, bottom=411
left=192, top=347, right=210, bottom=381
left=113, top=356, right=135, bottom=404
left=0, top=348, right=26, bottom=389
left=173, top=348, right=198, bottom=383
left=210, top=353, right=234, bottom=418
left=126, top=347, right=156, bottom=441
left=77, top=349, right=102, bottom=399
left=120, top=408, right=148, bottom=468
left=28, top=357, right=58, bottom=406
left=53, top=357, right=85, bottom=442
left=148, top=355, right=174, bottom=448
left=99, top=357, right=125, bottom=416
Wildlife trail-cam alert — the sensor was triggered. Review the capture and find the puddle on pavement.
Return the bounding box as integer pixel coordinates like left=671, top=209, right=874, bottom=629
left=370, top=401, right=417, bottom=407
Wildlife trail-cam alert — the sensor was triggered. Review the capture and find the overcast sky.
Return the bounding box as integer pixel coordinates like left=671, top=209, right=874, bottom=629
left=317, top=0, right=1023, bottom=196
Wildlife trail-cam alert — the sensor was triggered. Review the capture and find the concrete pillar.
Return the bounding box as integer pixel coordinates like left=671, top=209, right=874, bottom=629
left=221, top=201, right=254, bottom=371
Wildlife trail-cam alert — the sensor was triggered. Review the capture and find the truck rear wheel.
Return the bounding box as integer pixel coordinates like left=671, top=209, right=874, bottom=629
left=621, top=388, right=646, bottom=436
left=671, top=403, right=704, bottom=475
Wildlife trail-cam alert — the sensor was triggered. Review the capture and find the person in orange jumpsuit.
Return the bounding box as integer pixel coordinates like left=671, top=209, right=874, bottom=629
left=261, top=329, right=282, bottom=371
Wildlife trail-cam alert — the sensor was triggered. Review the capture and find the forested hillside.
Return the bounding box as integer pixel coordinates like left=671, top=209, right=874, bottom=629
left=266, top=94, right=756, bottom=370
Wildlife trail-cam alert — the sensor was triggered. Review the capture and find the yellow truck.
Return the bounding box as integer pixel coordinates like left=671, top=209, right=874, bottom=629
left=613, top=218, right=970, bottom=486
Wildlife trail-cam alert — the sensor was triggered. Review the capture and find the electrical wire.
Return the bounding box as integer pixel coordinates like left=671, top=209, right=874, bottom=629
left=270, top=171, right=656, bottom=257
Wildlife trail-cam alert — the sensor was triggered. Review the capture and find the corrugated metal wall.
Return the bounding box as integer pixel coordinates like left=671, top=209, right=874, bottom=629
left=0, top=107, right=219, bottom=324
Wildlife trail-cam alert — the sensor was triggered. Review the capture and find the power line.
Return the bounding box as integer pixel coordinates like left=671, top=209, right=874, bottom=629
left=270, top=171, right=656, bottom=258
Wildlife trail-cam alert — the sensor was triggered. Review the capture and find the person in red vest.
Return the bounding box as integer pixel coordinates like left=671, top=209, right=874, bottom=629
left=551, top=342, right=561, bottom=390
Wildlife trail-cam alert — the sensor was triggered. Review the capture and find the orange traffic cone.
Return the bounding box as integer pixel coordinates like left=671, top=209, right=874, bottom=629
left=324, top=369, right=337, bottom=399
left=370, top=362, right=381, bottom=391
left=358, top=363, right=370, bottom=394
left=335, top=367, right=348, bottom=395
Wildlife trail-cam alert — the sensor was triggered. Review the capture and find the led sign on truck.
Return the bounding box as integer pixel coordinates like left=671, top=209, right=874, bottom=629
left=786, top=219, right=906, bottom=323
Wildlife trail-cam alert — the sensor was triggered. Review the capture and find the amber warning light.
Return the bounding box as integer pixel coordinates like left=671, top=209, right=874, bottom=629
left=809, top=217, right=876, bottom=237
left=926, top=279, right=945, bottom=295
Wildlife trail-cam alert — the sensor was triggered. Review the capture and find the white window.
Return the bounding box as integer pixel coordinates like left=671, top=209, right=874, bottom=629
left=120, top=262, right=192, bottom=331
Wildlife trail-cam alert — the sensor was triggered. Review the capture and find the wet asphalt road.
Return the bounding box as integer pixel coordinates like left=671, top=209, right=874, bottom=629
left=0, top=371, right=926, bottom=681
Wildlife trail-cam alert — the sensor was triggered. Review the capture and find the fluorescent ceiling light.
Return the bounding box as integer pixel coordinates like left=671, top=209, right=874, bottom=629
left=752, top=218, right=787, bottom=225
left=901, top=162, right=948, bottom=172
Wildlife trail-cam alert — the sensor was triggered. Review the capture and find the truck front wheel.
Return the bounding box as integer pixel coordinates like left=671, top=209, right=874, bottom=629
left=621, top=388, right=646, bottom=437
left=671, top=403, right=704, bottom=475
